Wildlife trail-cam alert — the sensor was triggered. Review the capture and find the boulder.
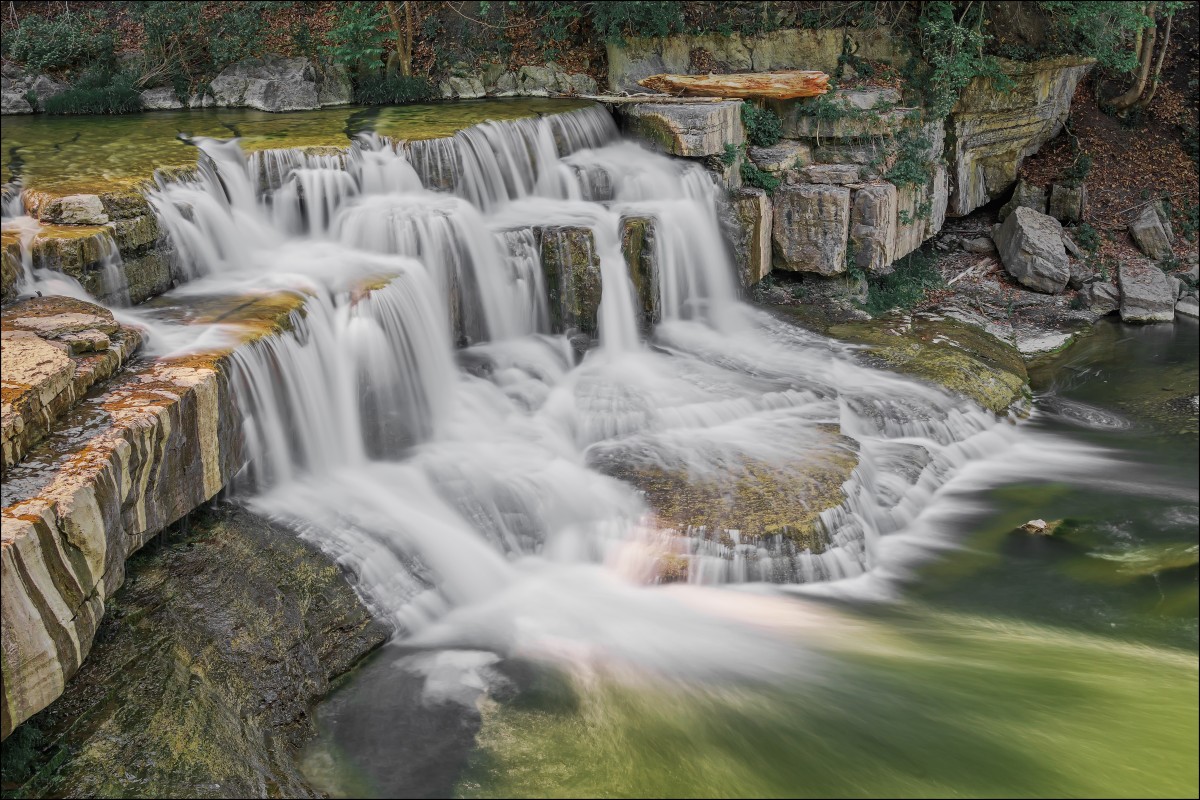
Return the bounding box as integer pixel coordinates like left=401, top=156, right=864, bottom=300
left=849, top=182, right=898, bottom=275
left=1118, top=262, right=1175, bottom=323
left=748, top=140, right=811, bottom=172
left=565, top=73, right=598, bottom=95
left=995, top=206, right=1070, bottom=293
left=139, top=87, right=184, bottom=110
left=209, top=54, right=321, bottom=112
left=617, top=100, right=743, bottom=158
left=39, top=194, right=110, bottom=225
left=729, top=187, right=773, bottom=288
left=962, top=236, right=996, bottom=254
left=494, top=71, right=519, bottom=95
left=1129, top=204, right=1174, bottom=260
left=998, top=179, right=1047, bottom=221
left=1048, top=183, right=1087, bottom=223
left=1080, top=280, right=1120, bottom=314
left=1176, top=297, right=1199, bottom=319
left=1067, top=259, right=1092, bottom=290
left=1, top=90, right=33, bottom=114
left=444, top=74, right=486, bottom=99
left=772, top=184, right=851, bottom=275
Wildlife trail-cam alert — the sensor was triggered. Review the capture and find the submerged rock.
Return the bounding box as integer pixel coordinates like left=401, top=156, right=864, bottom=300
left=4, top=505, right=387, bottom=798
left=1019, top=518, right=1063, bottom=535
left=823, top=313, right=1030, bottom=414
left=538, top=226, right=602, bottom=337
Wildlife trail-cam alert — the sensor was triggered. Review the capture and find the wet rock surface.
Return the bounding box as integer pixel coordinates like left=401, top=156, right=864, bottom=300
left=616, top=100, right=744, bottom=158
left=1, top=297, right=142, bottom=472
left=1, top=504, right=387, bottom=798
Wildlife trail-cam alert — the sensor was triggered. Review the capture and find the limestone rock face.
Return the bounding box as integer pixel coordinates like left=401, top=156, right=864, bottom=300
left=606, top=27, right=895, bottom=92
left=11, top=505, right=387, bottom=798
left=748, top=140, right=811, bottom=172
left=772, top=184, right=851, bottom=275
left=1118, top=262, right=1176, bottom=322
left=797, top=164, right=861, bottom=185
left=850, top=183, right=899, bottom=275
left=729, top=188, right=773, bottom=288
left=38, top=194, right=110, bottom=225
left=1129, top=204, right=1174, bottom=260
left=1048, top=183, right=1087, bottom=223
left=996, top=206, right=1070, bottom=293
left=948, top=56, right=1094, bottom=217
left=209, top=54, right=321, bottom=112
left=0, top=291, right=310, bottom=740
left=538, top=227, right=603, bottom=336
left=617, top=100, right=744, bottom=157
left=620, top=216, right=661, bottom=329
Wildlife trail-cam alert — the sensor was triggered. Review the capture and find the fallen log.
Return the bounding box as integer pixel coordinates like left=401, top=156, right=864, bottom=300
left=638, top=71, right=830, bottom=100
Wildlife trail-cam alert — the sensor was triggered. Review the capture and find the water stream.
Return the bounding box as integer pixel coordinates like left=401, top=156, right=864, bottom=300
left=4, top=104, right=1196, bottom=797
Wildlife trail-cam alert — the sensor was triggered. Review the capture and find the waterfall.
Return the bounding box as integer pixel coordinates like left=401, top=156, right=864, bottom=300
left=132, top=104, right=1017, bottom=671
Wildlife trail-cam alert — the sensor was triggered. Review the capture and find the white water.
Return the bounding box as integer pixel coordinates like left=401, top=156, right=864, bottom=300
left=13, top=105, right=1115, bottom=683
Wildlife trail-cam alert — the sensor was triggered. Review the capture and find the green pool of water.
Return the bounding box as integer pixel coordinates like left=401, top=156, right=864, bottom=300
left=306, top=319, right=1199, bottom=799
left=1, top=98, right=592, bottom=195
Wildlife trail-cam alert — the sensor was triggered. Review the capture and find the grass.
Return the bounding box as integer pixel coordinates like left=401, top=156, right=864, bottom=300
left=864, top=249, right=943, bottom=315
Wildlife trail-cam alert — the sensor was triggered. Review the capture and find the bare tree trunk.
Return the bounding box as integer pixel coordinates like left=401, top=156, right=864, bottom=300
left=1110, top=2, right=1158, bottom=111
left=1134, top=8, right=1173, bottom=109
left=385, top=1, right=414, bottom=77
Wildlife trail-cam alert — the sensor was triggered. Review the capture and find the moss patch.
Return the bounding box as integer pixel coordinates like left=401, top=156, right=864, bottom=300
left=0, top=505, right=388, bottom=798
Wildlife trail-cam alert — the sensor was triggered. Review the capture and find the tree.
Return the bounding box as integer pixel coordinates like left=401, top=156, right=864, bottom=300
left=1108, top=2, right=1184, bottom=113
left=384, top=1, right=415, bottom=78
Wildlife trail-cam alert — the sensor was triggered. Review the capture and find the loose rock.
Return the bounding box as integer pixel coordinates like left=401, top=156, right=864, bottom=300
left=996, top=206, right=1070, bottom=294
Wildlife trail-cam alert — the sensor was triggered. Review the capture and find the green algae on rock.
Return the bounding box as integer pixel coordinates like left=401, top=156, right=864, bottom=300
left=0, top=504, right=388, bottom=799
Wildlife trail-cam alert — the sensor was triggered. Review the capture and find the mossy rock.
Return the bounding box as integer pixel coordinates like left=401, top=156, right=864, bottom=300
left=538, top=227, right=602, bottom=337
left=619, top=216, right=660, bottom=330
left=776, top=306, right=1029, bottom=414
left=0, top=505, right=388, bottom=798
left=595, top=425, right=859, bottom=556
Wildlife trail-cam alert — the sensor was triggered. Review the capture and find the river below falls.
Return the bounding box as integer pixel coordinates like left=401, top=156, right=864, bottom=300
left=303, top=317, right=1199, bottom=799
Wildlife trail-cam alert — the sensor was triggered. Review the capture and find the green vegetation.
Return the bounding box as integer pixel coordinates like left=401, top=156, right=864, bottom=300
left=864, top=250, right=944, bottom=315
left=324, top=1, right=393, bottom=71
left=43, top=69, right=142, bottom=115
left=885, top=125, right=935, bottom=188
left=589, top=1, right=685, bottom=42
left=740, top=160, right=781, bottom=194
left=741, top=103, right=783, bottom=148
left=7, top=12, right=115, bottom=73
left=352, top=74, right=435, bottom=105
left=1074, top=222, right=1101, bottom=252
left=904, top=1, right=1013, bottom=120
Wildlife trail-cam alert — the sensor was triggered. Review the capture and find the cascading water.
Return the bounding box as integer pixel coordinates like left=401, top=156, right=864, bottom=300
left=135, top=104, right=1024, bottom=678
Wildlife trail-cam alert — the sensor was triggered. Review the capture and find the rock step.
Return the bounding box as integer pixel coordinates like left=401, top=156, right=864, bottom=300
left=2, top=298, right=143, bottom=474
left=0, top=289, right=309, bottom=740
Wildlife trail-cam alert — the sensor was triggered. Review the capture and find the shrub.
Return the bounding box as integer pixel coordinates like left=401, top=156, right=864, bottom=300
left=43, top=69, right=142, bottom=115
left=1074, top=222, right=1101, bottom=252
left=353, top=74, right=436, bottom=105
left=865, top=250, right=944, bottom=315
left=885, top=126, right=934, bottom=188
left=324, top=1, right=390, bottom=70
left=1061, top=151, right=1092, bottom=187
left=130, top=1, right=271, bottom=92
left=1038, top=1, right=1157, bottom=73
left=589, top=1, right=685, bottom=43
left=740, top=160, right=781, bottom=194
left=9, top=13, right=115, bottom=73
left=906, top=1, right=1013, bottom=120
left=741, top=103, right=783, bottom=148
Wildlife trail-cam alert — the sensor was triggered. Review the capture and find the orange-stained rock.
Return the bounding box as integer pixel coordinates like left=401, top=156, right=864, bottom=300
left=638, top=70, right=830, bottom=100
